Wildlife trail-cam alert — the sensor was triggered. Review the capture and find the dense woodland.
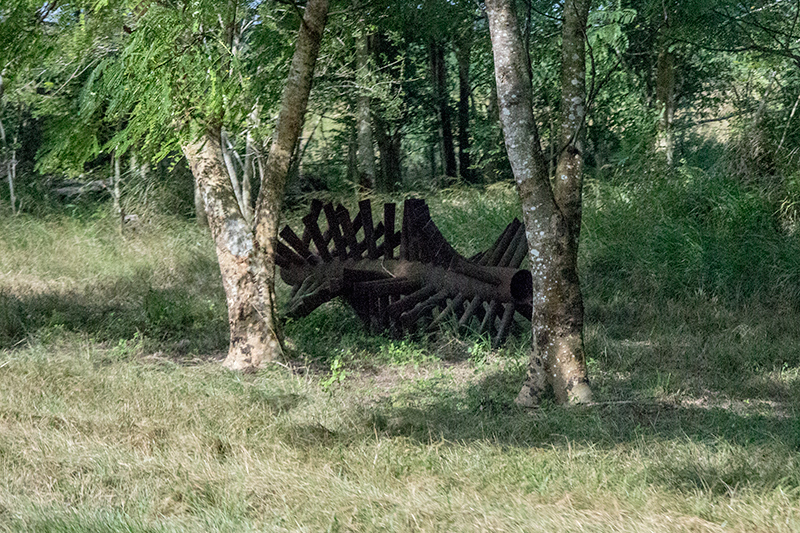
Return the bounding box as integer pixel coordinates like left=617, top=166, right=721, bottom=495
left=2, top=1, right=800, bottom=530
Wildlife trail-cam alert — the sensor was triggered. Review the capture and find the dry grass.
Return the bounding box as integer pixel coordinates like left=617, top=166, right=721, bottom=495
left=1, top=187, right=800, bottom=532
left=0, top=339, right=799, bottom=532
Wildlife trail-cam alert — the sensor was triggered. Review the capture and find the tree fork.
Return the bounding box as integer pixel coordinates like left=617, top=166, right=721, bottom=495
left=185, top=0, right=330, bottom=372
left=484, top=0, right=592, bottom=406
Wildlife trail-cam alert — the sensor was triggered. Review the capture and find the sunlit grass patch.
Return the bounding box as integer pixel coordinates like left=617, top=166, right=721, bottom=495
left=0, top=213, right=226, bottom=354
left=1, top=341, right=799, bottom=532
left=2, top=179, right=800, bottom=530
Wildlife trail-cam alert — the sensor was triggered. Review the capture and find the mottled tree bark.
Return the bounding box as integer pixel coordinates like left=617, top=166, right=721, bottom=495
left=356, top=30, right=376, bottom=190
left=185, top=0, right=329, bottom=371
left=8, top=138, right=16, bottom=215
left=112, top=150, right=123, bottom=230
left=242, top=116, right=256, bottom=222
left=485, top=0, right=592, bottom=406
left=554, top=0, right=589, bottom=244
left=183, top=129, right=274, bottom=370
left=220, top=129, right=245, bottom=216
left=194, top=179, right=208, bottom=227
left=248, top=0, right=329, bottom=368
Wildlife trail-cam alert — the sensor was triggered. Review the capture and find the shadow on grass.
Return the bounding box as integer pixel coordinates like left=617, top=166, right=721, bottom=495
left=377, top=391, right=799, bottom=448
left=0, top=258, right=227, bottom=356
left=352, top=368, right=800, bottom=495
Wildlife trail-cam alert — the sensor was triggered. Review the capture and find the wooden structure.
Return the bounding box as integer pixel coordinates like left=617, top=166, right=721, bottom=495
left=276, top=198, right=533, bottom=348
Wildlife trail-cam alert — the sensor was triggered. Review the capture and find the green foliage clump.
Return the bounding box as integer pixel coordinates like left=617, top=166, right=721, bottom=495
left=583, top=163, right=800, bottom=306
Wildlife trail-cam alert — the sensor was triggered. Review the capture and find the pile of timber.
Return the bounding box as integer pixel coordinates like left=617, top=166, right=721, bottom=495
left=276, top=198, right=532, bottom=348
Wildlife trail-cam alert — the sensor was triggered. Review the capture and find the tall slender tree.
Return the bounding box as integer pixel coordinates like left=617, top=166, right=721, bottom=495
left=456, top=25, right=476, bottom=184
left=66, top=0, right=331, bottom=370
left=185, top=0, right=329, bottom=370
left=484, top=0, right=592, bottom=405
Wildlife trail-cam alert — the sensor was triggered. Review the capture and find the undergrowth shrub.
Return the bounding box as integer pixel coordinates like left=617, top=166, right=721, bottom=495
left=582, top=163, right=800, bottom=307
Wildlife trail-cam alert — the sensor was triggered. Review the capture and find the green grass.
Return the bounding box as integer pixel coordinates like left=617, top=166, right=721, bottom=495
left=0, top=210, right=227, bottom=355
left=1, top=178, right=800, bottom=532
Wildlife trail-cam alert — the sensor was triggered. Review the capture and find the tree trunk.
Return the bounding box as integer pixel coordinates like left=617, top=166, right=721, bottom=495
left=655, top=17, right=675, bottom=166
left=456, top=30, right=476, bottom=184
left=112, top=150, right=123, bottom=230
left=242, top=133, right=254, bottom=222
left=183, top=129, right=276, bottom=370
left=484, top=0, right=592, bottom=406
left=246, top=0, right=329, bottom=369
left=346, top=119, right=358, bottom=184
left=430, top=39, right=457, bottom=180
left=554, top=0, right=589, bottom=245
left=483, top=79, right=504, bottom=182
left=8, top=142, right=16, bottom=215
left=194, top=177, right=208, bottom=227
left=356, top=30, right=376, bottom=189
left=374, top=113, right=401, bottom=192
left=185, top=0, right=328, bottom=372
left=243, top=109, right=258, bottom=223
left=221, top=129, right=245, bottom=217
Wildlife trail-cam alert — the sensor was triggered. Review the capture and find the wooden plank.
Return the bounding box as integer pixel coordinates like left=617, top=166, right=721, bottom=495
left=386, top=285, right=437, bottom=319
left=383, top=203, right=396, bottom=259
left=450, top=259, right=502, bottom=285
left=493, top=303, right=516, bottom=349
left=499, top=224, right=525, bottom=267
left=378, top=295, right=389, bottom=330
left=483, top=218, right=521, bottom=266
left=508, top=235, right=528, bottom=268
left=337, top=205, right=360, bottom=259
left=401, top=290, right=449, bottom=328
left=430, top=293, right=465, bottom=329
left=359, top=199, right=379, bottom=259
left=458, top=296, right=482, bottom=330
left=303, top=211, right=332, bottom=262
left=276, top=241, right=306, bottom=266
left=280, top=225, right=313, bottom=260
left=478, top=300, right=499, bottom=336
left=301, top=198, right=323, bottom=247
left=353, top=277, right=419, bottom=297
left=399, top=201, right=409, bottom=260
left=323, top=203, right=348, bottom=259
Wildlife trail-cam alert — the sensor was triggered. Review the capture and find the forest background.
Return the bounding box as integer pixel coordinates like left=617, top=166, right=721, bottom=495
left=1, top=0, right=800, bottom=531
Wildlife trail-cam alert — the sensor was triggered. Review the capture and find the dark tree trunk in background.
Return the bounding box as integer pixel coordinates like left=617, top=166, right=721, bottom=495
left=374, top=113, right=401, bottom=191
left=346, top=119, right=358, bottom=184
left=185, top=0, right=329, bottom=371
left=371, top=32, right=403, bottom=192
left=483, top=79, right=505, bottom=182
left=484, top=0, right=592, bottom=406
left=456, top=29, right=476, bottom=184
left=430, top=39, right=457, bottom=180
left=655, top=10, right=675, bottom=166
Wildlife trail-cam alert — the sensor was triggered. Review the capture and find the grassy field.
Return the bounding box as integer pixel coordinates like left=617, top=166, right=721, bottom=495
left=1, top=179, right=799, bottom=532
